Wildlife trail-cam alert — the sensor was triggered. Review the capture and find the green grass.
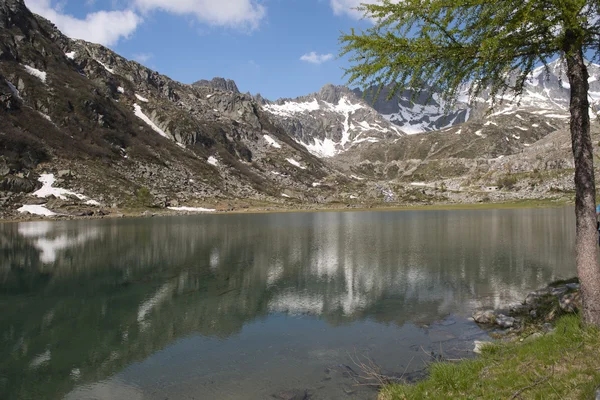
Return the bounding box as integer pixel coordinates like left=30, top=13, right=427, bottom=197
left=380, top=315, right=600, bottom=399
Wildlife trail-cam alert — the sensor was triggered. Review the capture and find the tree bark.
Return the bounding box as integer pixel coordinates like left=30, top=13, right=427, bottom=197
left=565, top=42, right=600, bottom=326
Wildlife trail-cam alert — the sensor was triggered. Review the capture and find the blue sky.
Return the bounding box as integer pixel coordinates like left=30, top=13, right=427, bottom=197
left=25, top=0, right=375, bottom=100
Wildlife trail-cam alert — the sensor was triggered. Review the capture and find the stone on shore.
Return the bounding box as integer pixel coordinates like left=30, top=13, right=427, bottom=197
left=495, top=314, right=515, bottom=329
left=472, top=310, right=495, bottom=324
left=473, top=340, right=493, bottom=354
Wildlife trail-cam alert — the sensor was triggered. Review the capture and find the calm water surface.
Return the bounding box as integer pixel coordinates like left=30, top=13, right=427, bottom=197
left=0, top=208, right=576, bottom=399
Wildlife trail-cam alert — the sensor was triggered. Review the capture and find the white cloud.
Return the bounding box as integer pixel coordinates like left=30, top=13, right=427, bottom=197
left=330, top=0, right=379, bottom=20
left=300, top=52, right=334, bottom=64
left=133, top=0, right=266, bottom=30
left=24, top=0, right=267, bottom=48
left=133, top=53, right=154, bottom=63
left=25, top=0, right=141, bottom=46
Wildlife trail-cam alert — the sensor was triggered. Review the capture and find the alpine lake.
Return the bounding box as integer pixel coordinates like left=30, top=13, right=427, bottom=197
left=0, top=207, right=576, bottom=399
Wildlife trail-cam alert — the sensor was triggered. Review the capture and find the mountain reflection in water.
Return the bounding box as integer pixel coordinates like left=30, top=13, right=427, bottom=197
left=0, top=208, right=575, bottom=399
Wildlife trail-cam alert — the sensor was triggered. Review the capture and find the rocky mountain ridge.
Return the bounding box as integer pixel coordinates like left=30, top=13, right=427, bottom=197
left=0, top=0, right=597, bottom=220
left=0, top=0, right=348, bottom=219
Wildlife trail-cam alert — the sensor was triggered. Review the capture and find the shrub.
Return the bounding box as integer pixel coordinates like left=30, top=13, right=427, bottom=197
left=135, top=186, right=154, bottom=207
left=496, top=174, right=518, bottom=190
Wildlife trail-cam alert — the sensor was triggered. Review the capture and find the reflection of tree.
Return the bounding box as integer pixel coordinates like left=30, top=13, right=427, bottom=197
left=0, top=209, right=575, bottom=399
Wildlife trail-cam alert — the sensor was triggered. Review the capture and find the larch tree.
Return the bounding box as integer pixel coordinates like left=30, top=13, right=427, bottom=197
left=340, top=0, right=600, bottom=325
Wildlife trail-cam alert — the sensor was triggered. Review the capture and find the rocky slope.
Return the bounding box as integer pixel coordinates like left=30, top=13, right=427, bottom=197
left=0, top=0, right=347, bottom=219
left=354, top=86, right=471, bottom=134
left=1, top=0, right=598, bottom=219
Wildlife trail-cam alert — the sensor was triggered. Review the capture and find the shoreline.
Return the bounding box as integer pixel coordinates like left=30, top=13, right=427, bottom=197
left=0, top=198, right=573, bottom=224
left=379, top=278, right=595, bottom=399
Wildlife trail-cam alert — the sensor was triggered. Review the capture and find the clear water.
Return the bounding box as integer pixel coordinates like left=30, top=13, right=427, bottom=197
left=0, top=208, right=576, bottom=399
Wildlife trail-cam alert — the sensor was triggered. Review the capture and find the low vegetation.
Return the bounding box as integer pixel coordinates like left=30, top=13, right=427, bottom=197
left=380, top=315, right=600, bottom=399
left=496, top=174, right=519, bottom=190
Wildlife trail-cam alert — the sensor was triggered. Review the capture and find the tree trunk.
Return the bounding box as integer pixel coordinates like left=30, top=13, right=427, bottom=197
left=565, top=43, right=600, bottom=326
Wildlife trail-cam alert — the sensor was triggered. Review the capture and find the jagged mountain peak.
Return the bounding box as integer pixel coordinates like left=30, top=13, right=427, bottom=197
left=261, top=83, right=404, bottom=157
left=192, top=77, right=239, bottom=93
left=315, top=83, right=354, bottom=104
left=269, top=83, right=356, bottom=106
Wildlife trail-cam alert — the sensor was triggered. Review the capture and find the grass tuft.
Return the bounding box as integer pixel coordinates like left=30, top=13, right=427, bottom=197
left=380, top=315, right=600, bottom=399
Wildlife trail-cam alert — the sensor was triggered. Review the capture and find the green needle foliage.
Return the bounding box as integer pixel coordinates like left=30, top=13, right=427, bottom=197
left=340, top=0, right=600, bottom=327
left=340, top=0, right=600, bottom=107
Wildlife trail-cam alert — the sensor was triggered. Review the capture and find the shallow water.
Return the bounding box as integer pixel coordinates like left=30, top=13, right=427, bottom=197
left=0, top=208, right=576, bottom=399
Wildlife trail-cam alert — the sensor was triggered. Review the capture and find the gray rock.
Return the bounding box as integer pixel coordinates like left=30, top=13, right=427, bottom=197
left=495, top=314, right=515, bottom=329
left=25, top=197, right=47, bottom=205
left=542, top=323, right=554, bottom=333
left=74, top=210, right=93, bottom=217
left=0, top=158, right=9, bottom=176
left=0, top=176, right=40, bottom=193
left=523, top=332, right=543, bottom=342
left=473, top=340, right=492, bottom=354
left=525, top=288, right=551, bottom=305
left=509, top=303, right=530, bottom=314
left=559, top=292, right=581, bottom=313
left=473, top=310, right=495, bottom=324
left=550, top=286, right=568, bottom=296
left=565, top=283, right=580, bottom=290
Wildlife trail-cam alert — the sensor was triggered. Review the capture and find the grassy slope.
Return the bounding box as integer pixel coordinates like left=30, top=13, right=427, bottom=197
left=380, top=316, right=600, bottom=399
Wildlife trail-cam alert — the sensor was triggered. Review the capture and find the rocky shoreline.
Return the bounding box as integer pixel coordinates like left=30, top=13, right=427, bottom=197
left=471, top=278, right=581, bottom=344
left=1, top=198, right=573, bottom=225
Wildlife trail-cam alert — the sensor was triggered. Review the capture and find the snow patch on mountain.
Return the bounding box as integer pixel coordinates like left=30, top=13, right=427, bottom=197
left=32, top=173, right=100, bottom=206
left=168, top=206, right=215, bottom=212
left=133, top=104, right=169, bottom=139
left=300, top=137, right=338, bottom=157
left=18, top=204, right=56, bottom=216
left=207, top=156, right=218, bottom=166
left=23, top=65, right=47, bottom=82
left=286, top=158, right=306, bottom=169
left=96, top=60, right=115, bottom=74
left=263, top=134, right=281, bottom=149
left=263, top=99, right=321, bottom=116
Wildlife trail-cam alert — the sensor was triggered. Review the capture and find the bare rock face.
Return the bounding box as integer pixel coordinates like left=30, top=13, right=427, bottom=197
left=193, top=77, right=239, bottom=93
left=353, top=84, right=470, bottom=134
left=0, top=176, right=40, bottom=193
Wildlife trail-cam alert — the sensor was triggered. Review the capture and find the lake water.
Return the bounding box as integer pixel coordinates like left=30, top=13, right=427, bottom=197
left=0, top=208, right=576, bottom=399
